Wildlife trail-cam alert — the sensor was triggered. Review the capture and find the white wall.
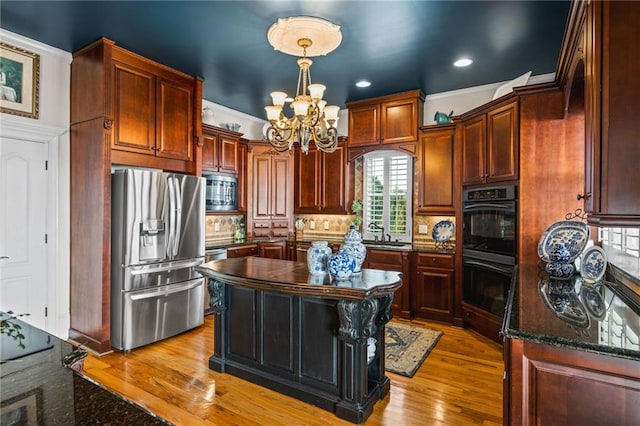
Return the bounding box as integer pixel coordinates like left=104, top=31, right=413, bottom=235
left=0, top=28, right=71, bottom=339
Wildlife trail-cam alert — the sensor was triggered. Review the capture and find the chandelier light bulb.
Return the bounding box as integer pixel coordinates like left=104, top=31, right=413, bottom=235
left=308, top=83, right=326, bottom=101
left=270, top=91, right=288, bottom=107
left=323, top=105, right=340, bottom=122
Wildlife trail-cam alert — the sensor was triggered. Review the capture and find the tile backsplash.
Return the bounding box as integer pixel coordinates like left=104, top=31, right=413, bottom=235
left=205, top=214, right=244, bottom=242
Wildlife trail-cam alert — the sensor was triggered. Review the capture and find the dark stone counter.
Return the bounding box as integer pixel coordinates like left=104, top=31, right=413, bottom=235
left=502, top=264, right=640, bottom=361
left=0, top=313, right=170, bottom=425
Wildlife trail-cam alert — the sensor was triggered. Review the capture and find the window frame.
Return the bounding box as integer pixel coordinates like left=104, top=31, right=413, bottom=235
left=362, top=150, right=413, bottom=243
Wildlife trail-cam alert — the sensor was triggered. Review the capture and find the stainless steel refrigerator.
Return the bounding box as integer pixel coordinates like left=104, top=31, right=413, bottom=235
left=111, top=169, right=205, bottom=351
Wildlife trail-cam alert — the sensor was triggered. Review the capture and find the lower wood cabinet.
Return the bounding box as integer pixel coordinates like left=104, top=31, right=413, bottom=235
left=413, top=252, right=454, bottom=322
left=363, top=249, right=411, bottom=319
left=258, top=241, right=286, bottom=259
left=505, top=338, right=640, bottom=425
left=227, top=243, right=258, bottom=258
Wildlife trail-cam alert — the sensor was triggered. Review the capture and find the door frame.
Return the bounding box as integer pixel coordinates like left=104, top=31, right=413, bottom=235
left=1, top=116, right=68, bottom=338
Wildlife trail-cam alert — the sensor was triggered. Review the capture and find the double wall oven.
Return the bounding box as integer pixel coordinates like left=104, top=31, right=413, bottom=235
left=462, top=185, right=517, bottom=342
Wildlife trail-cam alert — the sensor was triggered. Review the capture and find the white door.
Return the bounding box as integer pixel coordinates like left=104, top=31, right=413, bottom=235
left=0, top=137, right=48, bottom=330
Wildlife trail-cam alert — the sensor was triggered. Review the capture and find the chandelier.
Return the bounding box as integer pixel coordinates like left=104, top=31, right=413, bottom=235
left=264, top=17, right=342, bottom=154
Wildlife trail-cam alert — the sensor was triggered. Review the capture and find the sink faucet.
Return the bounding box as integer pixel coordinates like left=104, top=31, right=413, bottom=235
left=368, top=222, right=385, bottom=242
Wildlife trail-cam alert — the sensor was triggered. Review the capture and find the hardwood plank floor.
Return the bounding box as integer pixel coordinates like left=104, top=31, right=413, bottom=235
left=82, top=316, right=503, bottom=425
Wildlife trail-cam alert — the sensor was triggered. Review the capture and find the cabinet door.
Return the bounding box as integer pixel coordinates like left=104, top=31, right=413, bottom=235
left=348, top=104, right=380, bottom=147
left=414, top=266, right=453, bottom=323
left=252, top=155, right=272, bottom=220
left=462, top=115, right=487, bottom=185
left=487, top=102, right=518, bottom=182
left=227, top=244, right=258, bottom=258
left=418, top=127, right=455, bottom=214
left=272, top=155, right=292, bottom=220
left=294, top=147, right=321, bottom=213
left=202, top=133, right=218, bottom=171
left=259, top=242, right=285, bottom=259
left=218, top=134, right=238, bottom=174
left=156, top=78, right=193, bottom=161
left=363, top=249, right=409, bottom=317
left=237, top=142, right=248, bottom=212
left=380, top=97, right=419, bottom=144
left=112, top=61, right=156, bottom=154
left=321, top=145, right=349, bottom=213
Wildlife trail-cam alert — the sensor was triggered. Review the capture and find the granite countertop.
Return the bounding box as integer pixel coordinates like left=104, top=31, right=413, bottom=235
left=503, top=264, right=640, bottom=361
left=205, top=237, right=455, bottom=254
left=0, top=313, right=170, bottom=424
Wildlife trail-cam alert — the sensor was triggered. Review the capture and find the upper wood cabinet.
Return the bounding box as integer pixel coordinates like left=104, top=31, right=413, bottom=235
left=582, top=1, right=640, bottom=226
left=417, top=124, right=456, bottom=214
left=201, top=124, right=239, bottom=175
left=237, top=141, right=248, bottom=212
left=247, top=144, right=293, bottom=238
left=71, top=37, right=200, bottom=174
left=461, top=100, right=519, bottom=186
left=294, top=140, right=351, bottom=214
left=347, top=90, right=424, bottom=148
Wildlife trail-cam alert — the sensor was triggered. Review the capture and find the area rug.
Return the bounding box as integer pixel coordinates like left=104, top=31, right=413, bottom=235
left=384, top=322, right=443, bottom=378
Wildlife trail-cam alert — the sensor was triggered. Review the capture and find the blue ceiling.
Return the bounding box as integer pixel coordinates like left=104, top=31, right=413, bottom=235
left=0, top=1, right=570, bottom=119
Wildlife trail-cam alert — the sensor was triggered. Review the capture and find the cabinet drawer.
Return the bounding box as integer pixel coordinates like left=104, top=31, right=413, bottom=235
left=416, top=253, right=454, bottom=269
left=272, top=221, right=289, bottom=228
left=252, top=229, right=271, bottom=238
left=227, top=244, right=258, bottom=258
left=272, top=229, right=289, bottom=238
left=365, top=249, right=404, bottom=264
left=254, top=222, right=270, bottom=229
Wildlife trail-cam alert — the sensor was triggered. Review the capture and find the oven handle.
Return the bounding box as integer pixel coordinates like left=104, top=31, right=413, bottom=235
left=464, top=259, right=513, bottom=275
left=464, top=203, right=514, bottom=210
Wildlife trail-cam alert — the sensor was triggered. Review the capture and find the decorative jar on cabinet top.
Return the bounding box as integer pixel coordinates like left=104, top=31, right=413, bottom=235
left=307, top=241, right=332, bottom=275
left=341, top=225, right=366, bottom=274
left=328, top=249, right=356, bottom=281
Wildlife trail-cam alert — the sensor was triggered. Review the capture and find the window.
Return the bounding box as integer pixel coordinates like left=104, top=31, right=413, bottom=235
left=362, top=151, right=412, bottom=242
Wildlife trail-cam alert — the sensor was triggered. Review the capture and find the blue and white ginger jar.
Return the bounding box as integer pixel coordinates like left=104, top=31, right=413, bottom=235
left=328, top=249, right=356, bottom=281
left=340, top=225, right=366, bottom=275
left=307, top=241, right=332, bottom=275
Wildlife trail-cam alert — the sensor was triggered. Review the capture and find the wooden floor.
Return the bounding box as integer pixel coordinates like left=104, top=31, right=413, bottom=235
left=82, top=316, right=504, bottom=425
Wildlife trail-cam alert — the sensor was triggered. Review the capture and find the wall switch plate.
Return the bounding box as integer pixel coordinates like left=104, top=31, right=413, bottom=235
left=214, top=222, right=220, bottom=232
left=309, top=220, right=315, bottom=230
left=324, top=220, right=330, bottom=230
left=418, top=224, right=428, bottom=234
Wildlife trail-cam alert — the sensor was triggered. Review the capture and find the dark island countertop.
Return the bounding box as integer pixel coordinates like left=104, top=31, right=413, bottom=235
left=502, top=264, right=640, bottom=361
left=0, top=313, right=170, bottom=425
left=196, top=256, right=402, bottom=300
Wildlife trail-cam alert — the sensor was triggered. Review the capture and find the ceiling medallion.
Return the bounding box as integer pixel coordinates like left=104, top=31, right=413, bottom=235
left=264, top=16, right=342, bottom=154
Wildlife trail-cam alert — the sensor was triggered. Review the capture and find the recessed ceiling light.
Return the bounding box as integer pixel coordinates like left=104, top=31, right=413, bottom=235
left=355, top=80, right=371, bottom=88
left=454, top=58, right=473, bottom=67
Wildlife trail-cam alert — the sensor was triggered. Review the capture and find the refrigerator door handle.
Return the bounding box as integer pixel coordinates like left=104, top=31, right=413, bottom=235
left=129, top=278, right=203, bottom=301
left=128, top=258, right=204, bottom=275
left=166, top=176, right=176, bottom=259
left=172, top=176, right=182, bottom=257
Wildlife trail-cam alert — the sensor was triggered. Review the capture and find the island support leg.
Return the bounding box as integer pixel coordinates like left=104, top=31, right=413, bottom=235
left=336, top=298, right=379, bottom=423
left=208, top=280, right=227, bottom=372
left=370, top=294, right=394, bottom=399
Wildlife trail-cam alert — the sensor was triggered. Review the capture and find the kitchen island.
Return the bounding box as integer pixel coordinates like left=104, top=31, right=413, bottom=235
left=502, top=264, right=640, bottom=424
left=196, top=257, right=402, bottom=424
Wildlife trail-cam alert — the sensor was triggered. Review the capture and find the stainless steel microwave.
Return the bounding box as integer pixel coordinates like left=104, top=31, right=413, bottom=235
left=204, top=174, right=237, bottom=212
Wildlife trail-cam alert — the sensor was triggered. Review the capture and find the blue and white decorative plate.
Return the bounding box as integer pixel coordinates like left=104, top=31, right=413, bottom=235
left=579, top=246, right=607, bottom=283
left=432, top=220, right=454, bottom=243
left=537, top=220, right=590, bottom=263
left=578, top=280, right=606, bottom=320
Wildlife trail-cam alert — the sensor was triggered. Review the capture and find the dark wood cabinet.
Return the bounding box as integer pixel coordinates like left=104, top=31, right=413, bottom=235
left=583, top=1, right=640, bottom=226
left=363, top=249, right=411, bottom=319
left=413, top=253, right=454, bottom=323
left=505, top=338, right=640, bottom=425
left=258, top=241, right=286, bottom=259
left=347, top=90, right=424, bottom=148
left=236, top=141, right=248, bottom=212
left=247, top=144, right=293, bottom=239
left=461, top=101, right=518, bottom=186
left=227, top=243, right=258, bottom=258
left=417, top=125, right=457, bottom=214
left=201, top=124, right=240, bottom=175
left=69, top=38, right=201, bottom=353
left=294, top=141, right=350, bottom=214
left=109, top=48, right=195, bottom=168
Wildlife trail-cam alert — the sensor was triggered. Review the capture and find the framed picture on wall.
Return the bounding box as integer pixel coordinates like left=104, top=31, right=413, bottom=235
left=0, top=42, right=40, bottom=119
left=0, top=388, right=42, bottom=425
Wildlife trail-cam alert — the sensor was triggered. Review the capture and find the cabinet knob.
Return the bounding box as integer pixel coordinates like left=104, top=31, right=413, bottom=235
left=576, top=192, right=592, bottom=201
